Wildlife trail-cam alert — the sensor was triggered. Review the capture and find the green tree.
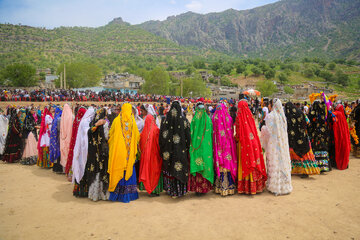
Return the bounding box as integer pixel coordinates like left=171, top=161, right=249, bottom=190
left=284, top=86, right=295, bottom=94
left=327, top=62, right=336, bottom=70
left=186, top=65, right=196, bottom=75
left=244, top=71, right=249, bottom=78
left=2, top=63, right=37, bottom=87
left=265, top=69, right=276, bottom=79
left=251, top=66, right=262, bottom=76
left=182, top=74, right=211, bottom=97
left=39, top=72, right=46, bottom=82
left=319, top=70, right=335, bottom=82
left=256, top=80, right=278, bottom=97
left=278, top=73, right=289, bottom=84
left=335, top=70, right=349, bottom=86
left=57, top=62, right=102, bottom=88
left=303, top=68, right=314, bottom=78
left=236, top=63, right=246, bottom=74
left=142, top=65, right=169, bottom=95
left=259, top=63, right=270, bottom=74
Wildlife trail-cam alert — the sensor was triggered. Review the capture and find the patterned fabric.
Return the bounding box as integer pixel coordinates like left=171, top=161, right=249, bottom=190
left=109, top=166, right=139, bottom=203
left=190, top=105, right=214, bottom=185
left=284, top=102, right=310, bottom=157
left=86, top=108, right=109, bottom=199
left=0, top=115, right=9, bottom=155
left=313, top=151, right=330, bottom=172
left=163, top=171, right=188, bottom=198
left=235, top=100, right=267, bottom=195
left=261, top=99, right=292, bottom=195
left=308, top=101, right=330, bottom=153
left=24, top=112, right=37, bottom=141
left=290, top=147, right=320, bottom=175
left=73, top=179, right=88, bottom=198
left=214, top=167, right=236, bottom=196
left=2, top=109, right=21, bottom=163
left=37, top=147, right=53, bottom=168
left=212, top=103, right=237, bottom=182
left=350, top=104, right=360, bottom=149
left=139, top=173, right=163, bottom=195
left=21, top=132, right=38, bottom=165
left=50, top=107, right=62, bottom=163
left=189, top=173, right=212, bottom=193
left=159, top=101, right=191, bottom=186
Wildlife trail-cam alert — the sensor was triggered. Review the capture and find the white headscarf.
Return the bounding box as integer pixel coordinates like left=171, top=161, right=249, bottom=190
left=261, top=99, right=292, bottom=196
left=0, top=115, right=9, bottom=154
left=146, top=104, right=160, bottom=128
left=72, top=107, right=95, bottom=183
left=132, top=106, right=144, bottom=133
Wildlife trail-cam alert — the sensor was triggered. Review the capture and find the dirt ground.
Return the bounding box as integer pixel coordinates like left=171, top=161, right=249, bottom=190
left=0, top=155, right=359, bottom=240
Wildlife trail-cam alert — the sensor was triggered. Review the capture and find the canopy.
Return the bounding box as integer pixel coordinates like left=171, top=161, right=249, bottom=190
left=243, top=89, right=261, bottom=96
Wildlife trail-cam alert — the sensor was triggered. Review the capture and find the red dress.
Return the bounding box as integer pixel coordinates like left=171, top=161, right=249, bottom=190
left=333, top=105, right=351, bottom=170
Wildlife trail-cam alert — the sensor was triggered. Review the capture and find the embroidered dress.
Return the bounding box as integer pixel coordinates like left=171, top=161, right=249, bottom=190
left=60, top=104, right=73, bottom=168
left=0, top=114, right=9, bottom=155
left=108, top=103, right=140, bottom=203
left=189, top=104, right=214, bottom=194
left=235, top=100, right=267, bottom=195
left=37, top=108, right=53, bottom=168
left=212, top=103, right=237, bottom=196
left=261, top=99, right=292, bottom=195
left=21, top=112, right=38, bottom=165
left=308, top=101, right=331, bottom=172
left=2, top=109, right=21, bottom=163
left=285, top=102, right=320, bottom=175
left=350, top=104, right=360, bottom=158
left=86, top=108, right=110, bottom=201
left=159, top=101, right=191, bottom=198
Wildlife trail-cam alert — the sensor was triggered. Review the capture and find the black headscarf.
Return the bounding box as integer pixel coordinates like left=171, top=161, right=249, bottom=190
left=284, top=102, right=310, bottom=157
left=86, top=108, right=109, bottom=188
left=159, top=101, right=191, bottom=184
left=308, top=101, right=330, bottom=151
left=350, top=104, right=360, bottom=147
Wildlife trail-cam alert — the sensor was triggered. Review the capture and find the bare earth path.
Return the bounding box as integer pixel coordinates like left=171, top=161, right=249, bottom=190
left=0, top=157, right=359, bottom=240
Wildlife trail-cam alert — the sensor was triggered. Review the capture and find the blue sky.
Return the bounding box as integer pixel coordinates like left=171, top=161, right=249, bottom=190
left=0, top=0, right=278, bottom=28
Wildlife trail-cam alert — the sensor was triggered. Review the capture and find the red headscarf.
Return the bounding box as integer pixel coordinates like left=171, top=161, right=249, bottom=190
left=139, top=115, right=162, bottom=194
left=333, top=104, right=350, bottom=170
left=37, top=107, right=53, bottom=152
left=65, top=107, right=87, bottom=174
left=235, top=101, right=267, bottom=180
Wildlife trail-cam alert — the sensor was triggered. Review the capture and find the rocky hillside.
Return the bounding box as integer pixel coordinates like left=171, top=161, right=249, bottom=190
left=139, top=0, right=360, bottom=60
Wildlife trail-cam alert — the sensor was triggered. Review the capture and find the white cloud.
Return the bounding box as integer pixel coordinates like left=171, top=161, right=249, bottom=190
left=185, top=1, right=203, bottom=12
left=170, top=0, right=176, bottom=4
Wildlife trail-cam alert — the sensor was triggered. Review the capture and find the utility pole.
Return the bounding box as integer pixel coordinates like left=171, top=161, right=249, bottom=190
left=60, top=72, right=63, bottom=89
left=64, top=64, right=66, bottom=89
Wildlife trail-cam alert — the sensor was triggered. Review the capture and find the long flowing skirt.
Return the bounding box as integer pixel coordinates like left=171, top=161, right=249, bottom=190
left=73, top=178, right=88, bottom=198
left=314, top=151, right=331, bottom=172
left=2, top=134, right=21, bottom=163
left=20, top=132, right=38, bottom=165
left=189, top=173, right=212, bottom=194
left=109, top=166, right=138, bottom=203
left=139, top=173, right=164, bottom=195
left=52, top=157, right=64, bottom=173
left=290, top=147, right=320, bottom=175
left=214, top=167, right=236, bottom=196
left=88, top=173, right=109, bottom=201
left=37, top=147, right=53, bottom=168
left=163, top=171, right=188, bottom=198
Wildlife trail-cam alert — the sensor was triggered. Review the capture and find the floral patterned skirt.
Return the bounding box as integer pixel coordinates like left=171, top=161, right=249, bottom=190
left=238, top=169, right=266, bottom=195
left=139, top=173, right=164, bottom=195
left=214, top=167, right=236, bottom=196
left=313, top=151, right=331, bottom=172
left=163, top=171, right=188, bottom=198
left=73, top=178, right=88, bottom=198
left=290, top=148, right=320, bottom=175
left=109, top=166, right=138, bottom=203
left=37, top=147, right=53, bottom=168
left=88, top=173, right=109, bottom=201
left=189, top=173, right=212, bottom=194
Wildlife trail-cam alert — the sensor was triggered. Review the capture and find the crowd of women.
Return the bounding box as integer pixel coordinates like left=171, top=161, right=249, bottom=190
left=0, top=94, right=359, bottom=203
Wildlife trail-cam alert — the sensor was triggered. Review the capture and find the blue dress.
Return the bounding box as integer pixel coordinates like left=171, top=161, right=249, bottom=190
left=109, top=166, right=139, bottom=203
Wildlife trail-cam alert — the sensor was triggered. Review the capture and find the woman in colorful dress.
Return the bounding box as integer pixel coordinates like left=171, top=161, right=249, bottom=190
left=2, top=108, right=22, bottom=163
left=212, top=103, right=237, bottom=196
left=308, top=101, right=331, bottom=172
left=37, top=106, right=54, bottom=168
left=60, top=103, right=73, bottom=169
left=139, top=112, right=163, bottom=196
left=65, top=107, right=86, bottom=180
left=159, top=101, right=191, bottom=198
left=0, top=108, right=9, bottom=157
left=72, top=107, right=95, bottom=198
left=50, top=107, right=63, bottom=173
left=331, top=103, right=351, bottom=170
left=285, top=102, right=320, bottom=177
left=20, top=107, right=39, bottom=165
left=261, top=99, right=292, bottom=195
left=86, top=108, right=110, bottom=201
left=189, top=102, right=214, bottom=195
left=108, top=103, right=140, bottom=203
left=235, top=100, right=267, bottom=195
left=349, top=102, right=360, bottom=158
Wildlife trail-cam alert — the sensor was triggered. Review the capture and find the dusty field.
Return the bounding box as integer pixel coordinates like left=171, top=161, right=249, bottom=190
left=0, top=155, right=359, bottom=240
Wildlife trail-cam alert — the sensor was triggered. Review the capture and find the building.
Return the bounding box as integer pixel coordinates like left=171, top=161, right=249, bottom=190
left=207, top=83, right=240, bottom=99
left=102, top=73, right=144, bottom=94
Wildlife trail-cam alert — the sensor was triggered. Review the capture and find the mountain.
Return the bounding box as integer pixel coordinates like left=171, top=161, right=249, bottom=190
left=0, top=19, right=227, bottom=71
left=139, top=0, right=360, bottom=60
